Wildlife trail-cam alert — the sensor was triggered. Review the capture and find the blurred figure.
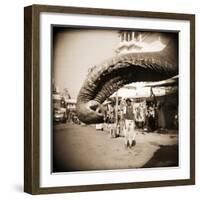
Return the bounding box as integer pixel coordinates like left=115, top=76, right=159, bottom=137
left=157, top=101, right=166, bottom=131
left=174, top=112, right=178, bottom=129
left=108, top=103, right=117, bottom=138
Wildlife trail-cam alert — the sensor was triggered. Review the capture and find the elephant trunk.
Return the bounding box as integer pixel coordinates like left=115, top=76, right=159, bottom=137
left=76, top=39, right=178, bottom=124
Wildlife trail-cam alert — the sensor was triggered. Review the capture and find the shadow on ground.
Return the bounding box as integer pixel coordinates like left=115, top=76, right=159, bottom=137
left=142, top=144, right=178, bottom=168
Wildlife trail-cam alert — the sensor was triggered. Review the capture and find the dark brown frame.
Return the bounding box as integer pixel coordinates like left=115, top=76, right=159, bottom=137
left=24, top=4, right=195, bottom=194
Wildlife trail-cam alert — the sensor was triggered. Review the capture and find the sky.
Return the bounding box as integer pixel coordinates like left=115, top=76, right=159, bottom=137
left=53, top=28, right=119, bottom=99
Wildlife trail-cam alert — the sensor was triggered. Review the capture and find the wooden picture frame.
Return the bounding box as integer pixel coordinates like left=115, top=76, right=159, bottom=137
left=24, top=4, right=195, bottom=194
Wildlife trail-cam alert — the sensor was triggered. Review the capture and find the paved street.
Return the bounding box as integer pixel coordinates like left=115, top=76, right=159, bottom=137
left=53, top=123, right=178, bottom=172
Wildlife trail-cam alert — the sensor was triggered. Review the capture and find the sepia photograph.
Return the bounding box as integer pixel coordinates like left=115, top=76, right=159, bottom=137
left=24, top=5, right=195, bottom=194
left=52, top=27, right=179, bottom=173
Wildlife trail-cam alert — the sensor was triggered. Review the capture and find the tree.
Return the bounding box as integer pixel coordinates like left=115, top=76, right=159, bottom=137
left=63, top=88, right=71, bottom=99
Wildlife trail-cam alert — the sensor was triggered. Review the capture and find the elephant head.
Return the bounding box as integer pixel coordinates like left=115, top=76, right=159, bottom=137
left=76, top=33, right=178, bottom=124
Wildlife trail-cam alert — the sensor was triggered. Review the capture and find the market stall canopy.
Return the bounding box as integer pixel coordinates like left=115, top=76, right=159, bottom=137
left=65, top=99, right=77, bottom=104
left=143, top=75, right=178, bottom=87
left=110, top=76, right=178, bottom=99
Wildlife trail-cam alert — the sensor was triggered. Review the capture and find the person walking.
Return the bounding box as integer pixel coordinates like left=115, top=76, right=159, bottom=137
left=123, top=98, right=136, bottom=149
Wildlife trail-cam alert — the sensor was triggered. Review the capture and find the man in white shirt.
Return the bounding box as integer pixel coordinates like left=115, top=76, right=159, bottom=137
left=123, top=98, right=136, bottom=148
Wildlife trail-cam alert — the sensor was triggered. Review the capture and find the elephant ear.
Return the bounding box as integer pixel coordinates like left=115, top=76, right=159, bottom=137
left=76, top=38, right=178, bottom=124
